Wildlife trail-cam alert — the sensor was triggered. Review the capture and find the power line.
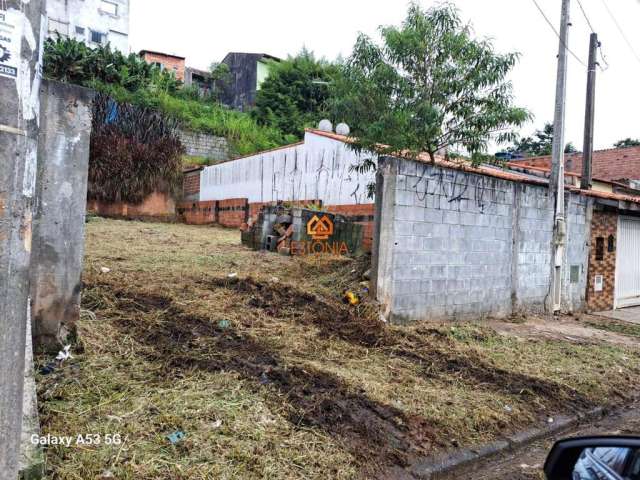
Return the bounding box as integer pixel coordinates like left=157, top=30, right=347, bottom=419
left=575, top=0, right=609, bottom=71
left=600, top=0, right=640, bottom=65
left=530, top=0, right=587, bottom=67
left=575, top=0, right=596, bottom=33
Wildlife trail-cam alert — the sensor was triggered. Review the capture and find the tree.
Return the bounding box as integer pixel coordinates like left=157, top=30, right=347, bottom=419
left=513, top=122, right=577, bottom=156
left=330, top=2, right=529, bottom=167
left=614, top=138, right=640, bottom=148
left=252, top=49, right=339, bottom=138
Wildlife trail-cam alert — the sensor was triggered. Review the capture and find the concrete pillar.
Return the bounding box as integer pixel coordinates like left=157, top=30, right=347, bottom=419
left=0, top=1, right=45, bottom=478
left=31, top=80, right=94, bottom=351
left=371, top=156, right=398, bottom=322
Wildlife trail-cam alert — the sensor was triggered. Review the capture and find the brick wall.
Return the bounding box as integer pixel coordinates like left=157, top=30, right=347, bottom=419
left=325, top=204, right=375, bottom=251
left=183, top=171, right=200, bottom=201
left=141, top=52, right=185, bottom=81
left=217, top=198, right=248, bottom=228
left=179, top=130, right=229, bottom=161
left=178, top=199, right=248, bottom=228
left=586, top=210, right=618, bottom=311
left=87, top=191, right=176, bottom=221
left=177, top=201, right=215, bottom=225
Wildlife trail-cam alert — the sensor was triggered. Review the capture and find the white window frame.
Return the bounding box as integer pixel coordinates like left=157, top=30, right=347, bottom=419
left=99, top=0, right=118, bottom=17
left=48, top=18, right=70, bottom=38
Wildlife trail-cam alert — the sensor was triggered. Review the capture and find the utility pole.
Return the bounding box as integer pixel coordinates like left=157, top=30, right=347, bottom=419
left=581, top=33, right=599, bottom=190
left=549, top=0, right=571, bottom=313
left=0, top=1, right=45, bottom=478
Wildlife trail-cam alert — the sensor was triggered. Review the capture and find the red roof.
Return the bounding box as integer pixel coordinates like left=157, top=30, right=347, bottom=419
left=511, top=146, right=640, bottom=182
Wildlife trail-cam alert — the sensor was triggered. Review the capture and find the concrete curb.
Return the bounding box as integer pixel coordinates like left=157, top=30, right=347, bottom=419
left=407, top=403, right=623, bottom=479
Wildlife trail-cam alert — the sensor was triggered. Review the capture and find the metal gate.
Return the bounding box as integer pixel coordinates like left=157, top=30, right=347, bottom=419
left=615, top=216, right=640, bottom=308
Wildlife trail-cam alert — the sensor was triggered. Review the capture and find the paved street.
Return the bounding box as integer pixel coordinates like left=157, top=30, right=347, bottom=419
left=447, top=402, right=640, bottom=480
left=596, top=307, right=640, bottom=325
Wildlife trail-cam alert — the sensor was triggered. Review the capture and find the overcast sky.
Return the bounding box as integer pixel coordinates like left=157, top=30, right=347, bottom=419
left=130, top=0, right=640, bottom=152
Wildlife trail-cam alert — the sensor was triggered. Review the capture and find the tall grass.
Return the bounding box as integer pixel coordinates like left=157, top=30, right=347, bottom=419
left=89, top=81, right=297, bottom=157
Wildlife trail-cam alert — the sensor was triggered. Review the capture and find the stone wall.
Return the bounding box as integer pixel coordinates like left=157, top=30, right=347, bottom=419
left=179, top=129, right=229, bottom=161
left=373, top=156, right=591, bottom=323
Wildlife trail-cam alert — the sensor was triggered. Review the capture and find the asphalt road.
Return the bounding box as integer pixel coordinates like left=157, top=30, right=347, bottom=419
left=445, top=402, right=640, bottom=480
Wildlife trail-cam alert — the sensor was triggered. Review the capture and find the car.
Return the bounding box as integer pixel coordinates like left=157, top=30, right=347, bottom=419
left=545, top=437, right=640, bottom=480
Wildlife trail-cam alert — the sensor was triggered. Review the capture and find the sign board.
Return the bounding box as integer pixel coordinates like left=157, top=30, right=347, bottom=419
left=0, top=9, right=23, bottom=80
left=291, top=214, right=349, bottom=256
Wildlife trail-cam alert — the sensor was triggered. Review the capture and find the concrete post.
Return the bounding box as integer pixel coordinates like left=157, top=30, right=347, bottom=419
left=371, top=156, right=398, bottom=322
left=31, top=80, right=94, bottom=351
left=0, top=1, right=45, bottom=478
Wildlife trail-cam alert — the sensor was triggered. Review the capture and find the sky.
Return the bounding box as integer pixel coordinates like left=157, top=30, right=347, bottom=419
left=129, top=0, right=640, bottom=152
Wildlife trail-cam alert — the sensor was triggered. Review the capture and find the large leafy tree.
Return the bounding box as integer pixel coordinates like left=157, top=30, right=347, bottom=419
left=513, top=122, right=576, bottom=156
left=253, top=49, right=339, bottom=138
left=331, top=3, right=529, bottom=165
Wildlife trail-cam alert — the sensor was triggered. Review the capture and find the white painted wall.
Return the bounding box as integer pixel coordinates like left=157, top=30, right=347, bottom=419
left=47, top=0, right=130, bottom=53
left=199, top=131, right=377, bottom=206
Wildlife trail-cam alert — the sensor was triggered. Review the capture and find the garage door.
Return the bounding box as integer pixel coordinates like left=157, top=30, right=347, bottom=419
left=616, top=216, right=640, bottom=308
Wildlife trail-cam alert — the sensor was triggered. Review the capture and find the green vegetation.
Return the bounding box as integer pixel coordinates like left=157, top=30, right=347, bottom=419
left=584, top=318, right=640, bottom=338
left=89, top=94, right=183, bottom=204
left=44, top=37, right=295, bottom=156
left=508, top=122, right=578, bottom=157
left=253, top=49, right=340, bottom=138
left=331, top=2, right=529, bottom=167
left=614, top=138, right=640, bottom=148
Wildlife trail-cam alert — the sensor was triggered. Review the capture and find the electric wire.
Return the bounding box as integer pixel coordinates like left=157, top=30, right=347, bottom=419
left=599, top=0, right=640, bottom=66
left=530, top=0, right=588, bottom=67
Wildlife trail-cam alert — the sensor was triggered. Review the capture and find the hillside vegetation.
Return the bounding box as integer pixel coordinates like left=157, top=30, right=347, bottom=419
left=44, top=37, right=296, bottom=156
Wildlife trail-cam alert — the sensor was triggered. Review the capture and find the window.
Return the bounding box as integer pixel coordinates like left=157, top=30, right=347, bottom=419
left=90, top=30, right=106, bottom=45
left=151, top=62, right=165, bottom=71
left=595, top=237, right=605, bottom=261
left=48, top=18, right=69, bottom=37
left=75, top=26, right=85, bottom=36
left=99, top=0, right=118, bottom=16
left=608, top=235, right=616, bottom=253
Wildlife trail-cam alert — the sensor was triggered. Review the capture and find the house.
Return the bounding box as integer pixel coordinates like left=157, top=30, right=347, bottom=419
left=184, top=67, right=214, bottom=96
left=46, top=0, right=130, bottom=53
left=220, top=52, right=280, bottom=111
left=139, top=50, right=186, bottom=81
left=511, top=146, right=640, bottom=184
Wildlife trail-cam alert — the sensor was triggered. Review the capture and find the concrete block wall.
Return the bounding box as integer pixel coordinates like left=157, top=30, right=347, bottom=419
left=179, top=129, right=229, bottom=161
left=564, top=194, right=591, bottom=312
left=374, top=156, right=589, bottom=323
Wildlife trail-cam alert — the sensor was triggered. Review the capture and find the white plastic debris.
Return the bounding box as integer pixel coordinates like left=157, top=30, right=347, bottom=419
left=227, top=272, right=238, bottom=279
left=504, top=405, right=513, bottom=413
left=211, top=419, right=222, bottom=429
left=100, top=267, right=111, bottom=274
left=547, top=417, right=554, bottom=424
left=56, top=345, right=73, bottom=362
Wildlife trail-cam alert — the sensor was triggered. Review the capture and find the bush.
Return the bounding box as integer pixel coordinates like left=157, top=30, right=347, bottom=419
left=88, top=94, right=184, bottom=204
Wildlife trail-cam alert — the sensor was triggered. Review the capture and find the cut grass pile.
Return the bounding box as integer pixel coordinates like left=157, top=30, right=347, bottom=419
left=36, top=219, right=640, bottom=479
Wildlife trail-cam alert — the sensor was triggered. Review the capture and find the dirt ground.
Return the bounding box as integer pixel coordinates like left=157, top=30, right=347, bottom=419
left=36, top=219, right=640, bottom=480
